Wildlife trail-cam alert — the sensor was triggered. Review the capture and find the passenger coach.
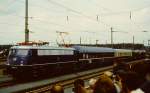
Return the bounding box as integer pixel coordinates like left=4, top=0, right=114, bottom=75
left=73, top=46, right=115, bottom=59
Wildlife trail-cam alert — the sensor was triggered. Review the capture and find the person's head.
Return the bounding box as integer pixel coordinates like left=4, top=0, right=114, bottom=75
left=93, top=74, right=117, bottom=93
left=130, top=62, right=148, bottom=78
left=104, top=71, right=113, bottom=78
left=74, top=79, right=84, bottom=87
left=146, top=73, right=150, bottom=82
left=117, top=71, right=143, bottom=91
left=145, top=63, right=150, bottom=82
left=73, top=79, right=85, bottom=93
left=50, top=84, right=64, bottom=93
left=89, top=78, right=97, bottom=89
left=113, top=61, right=118, bottom=67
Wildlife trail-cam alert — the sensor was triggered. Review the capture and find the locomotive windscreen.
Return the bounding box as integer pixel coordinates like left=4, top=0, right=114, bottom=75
left=9, top=49, right=29, bottom=56
left=7, top=49, right=30, bottom=65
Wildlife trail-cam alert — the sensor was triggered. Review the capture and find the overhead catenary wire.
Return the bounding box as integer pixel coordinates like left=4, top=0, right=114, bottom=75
left=47, top=0, right=112, bottom=33
left=1, top=0, right=149, bottom=30
left=129, top=11, right=148, bottom=32
left=30, top=18, right=66, bottom=28
left=0, top=22, right=23, bottom=26
left=47, top=0, right=130, bottom=33
left=20, top=0, right=147, bottom=34
left=86, top=0, right=112, bottom=12
left=0, top=0, right=18, bottom=11
left=46, top=0, right=133, bottom=44
left=0, top=0, right=149, bottom=44
left=0, top=0, right=24, bottom=19
left=88, top=0, right=150, bottom=33
left=47, top=0, right=99, bottom=22
left=29, top=17, right=91, bottom=34
left=17, top=0, right=96, bottom=34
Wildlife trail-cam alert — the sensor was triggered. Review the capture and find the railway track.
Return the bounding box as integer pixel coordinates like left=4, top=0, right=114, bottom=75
left=0, top=76, right=13, bottom=88
left=0, top=80, right=14, bottom=88
left=0, top=59, right=147, bottom=93
left=0, top=57, right=6, bottom=63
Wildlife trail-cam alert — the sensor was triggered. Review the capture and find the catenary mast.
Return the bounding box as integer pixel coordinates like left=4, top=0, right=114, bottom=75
left=25, top=0, right=29, bottom=43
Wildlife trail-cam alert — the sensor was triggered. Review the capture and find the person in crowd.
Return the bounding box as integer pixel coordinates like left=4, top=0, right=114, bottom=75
left=113, top=61, right=130, bottom=75
left=131, top=63, right=150, bottom=93
left=88, top=78, right=97, bottom=93
left=117, top=70, right=144, bottom=92
left=104, top=71, right=113, bottom=78
left=73, top=79, right=89, bottom=93
left=50, top=84, right=64, bottom=93
left=140, top=72, right=150, bottom=93
left=93, top=74, right=118, bottom=93
left=130, top=62, right=148, bottom=80
left=89, top=78, right=97, bottom=89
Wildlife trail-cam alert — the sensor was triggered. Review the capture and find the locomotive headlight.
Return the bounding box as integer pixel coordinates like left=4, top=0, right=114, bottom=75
left=20, top=61, right=24, bottom=66
left=6, top=63, right=10, bottom=65
left=13, top=57, right=17, bottom=61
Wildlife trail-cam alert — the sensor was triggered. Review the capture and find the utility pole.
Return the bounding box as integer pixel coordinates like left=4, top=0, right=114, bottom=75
left=96, top=40, right=98, bottom=45
left=80, top=37, right=82, bottom=45
left=110, top=27, right=128, bottom=48
left=25, top=0, right=29, bottom=43
left=148, top=40, right=150, bottom=46
left=132, top=36, right=134, bottom=50
left=111, top=27, right=113, bottom=47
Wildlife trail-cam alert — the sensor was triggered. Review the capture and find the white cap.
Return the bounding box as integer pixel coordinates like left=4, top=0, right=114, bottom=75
left=89, top=78, right=97, bottom=88
left=104, top=71, right=113, bottom=77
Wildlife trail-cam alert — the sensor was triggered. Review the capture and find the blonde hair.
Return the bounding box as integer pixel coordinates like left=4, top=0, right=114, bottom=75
left=93, top=74, right=117, bottom=93
left=50, top=84, right=64, bottom=93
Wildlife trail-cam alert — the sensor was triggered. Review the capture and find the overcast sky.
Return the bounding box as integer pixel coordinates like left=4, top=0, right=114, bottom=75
left=0, top=0, right=150, bottom=45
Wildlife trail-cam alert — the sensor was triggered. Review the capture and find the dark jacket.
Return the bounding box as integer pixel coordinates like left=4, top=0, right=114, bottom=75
left=141, top=81, right=150, bottom=93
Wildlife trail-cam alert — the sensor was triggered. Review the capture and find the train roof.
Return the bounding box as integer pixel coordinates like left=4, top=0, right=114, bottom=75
left=73, top=46, right=115, bottom=53
left=10, top=46, right=75, bottom=50
left=114, top=49, right=132, bottom=52
left=133, top=49, right=146, bottom=52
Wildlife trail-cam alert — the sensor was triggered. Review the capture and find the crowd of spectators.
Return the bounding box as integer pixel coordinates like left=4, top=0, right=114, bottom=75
left=50, top=59, right=150, bottom=93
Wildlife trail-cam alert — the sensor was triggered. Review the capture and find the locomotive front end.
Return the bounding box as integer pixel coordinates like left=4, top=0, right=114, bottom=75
left=7, top=48, right=29, bottom=66
left=6, top=46, right=31, bottom=78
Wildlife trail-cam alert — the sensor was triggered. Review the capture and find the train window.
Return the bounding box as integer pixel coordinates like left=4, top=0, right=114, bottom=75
left=9, top=49, right=16, bottom=56
left=9, top=49, right=29, bottom=56
left=16, top=49, right=29, bottom=56
left=86, top=54, right=88, bottom=58
left=51, top=50, right=61, bottom=55
left=83, top=54, right=85, bottom=58
left=38, top=49, right=73, bottom=56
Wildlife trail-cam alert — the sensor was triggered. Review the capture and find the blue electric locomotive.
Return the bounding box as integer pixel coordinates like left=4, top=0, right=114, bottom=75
left=6, top=46, right=77, bottom=79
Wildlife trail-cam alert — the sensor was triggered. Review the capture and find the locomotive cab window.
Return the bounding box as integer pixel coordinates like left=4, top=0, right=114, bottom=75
left=17, top=49, right=29, bottom=56
left=9, top=49, right=29, bottom=56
